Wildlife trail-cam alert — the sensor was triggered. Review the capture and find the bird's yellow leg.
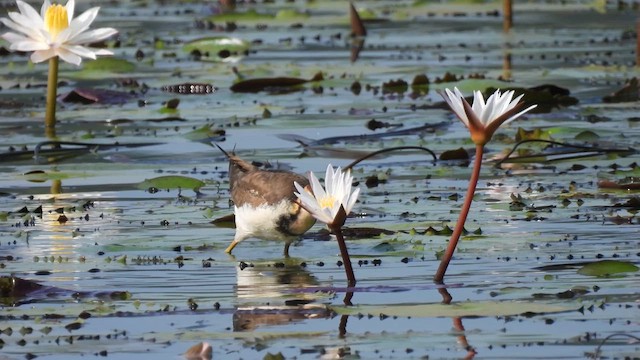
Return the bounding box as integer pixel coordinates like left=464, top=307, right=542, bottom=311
left=225, top=240, right=239, bottom=254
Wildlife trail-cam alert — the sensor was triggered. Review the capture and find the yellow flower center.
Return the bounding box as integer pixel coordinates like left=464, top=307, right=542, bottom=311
left=318, top=195, right=336, bottom=209
left=44, top=4, right=69, bottom=40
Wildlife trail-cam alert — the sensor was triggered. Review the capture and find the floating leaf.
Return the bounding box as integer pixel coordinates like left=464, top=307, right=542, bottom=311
left=439, top=147, right=469, bottom=161
left=82, top=57, right=136, bottom=73
left=60, top=88, right=134, bottom=105
left=602, top=77, right=639, bottom=103
left=598, top=178, right=640, bottom=190
left=211, top=213, right=235, bottom=228
left=230, top=72, right=323, bottom=93
left=22, top=171, right=75, bottom=182
left=184, top=125, right=226, bottom=143
left=183, top=37, right=249, bottom=62
left=275, top=9, right=309, bottom=20
left=574, top=130, right=599, bottom=141
left=332, top=300, right=573, bottom=318
left=577, top=260, right=639, bottom=277
left=137, top=176, right=205, bottom=192
left=209, top=9, right=273, bottom=22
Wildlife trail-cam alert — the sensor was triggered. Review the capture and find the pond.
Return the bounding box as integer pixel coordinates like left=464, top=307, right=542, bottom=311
left=1, top=0, right=639, bottom=359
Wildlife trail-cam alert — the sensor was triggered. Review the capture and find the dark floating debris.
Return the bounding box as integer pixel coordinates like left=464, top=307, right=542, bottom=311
left=602, top=77, right=639, bottom=103
left=382, top=79, right=408, bottom=94
left=230, top=72, right=323, bottom=93
left=162, top=83, right=217, bottom=95
left=60, top=87, right=134, bottom=105
left=598, top=178, right=640, bottom=190
left=439, top=147, right=470, bottom=162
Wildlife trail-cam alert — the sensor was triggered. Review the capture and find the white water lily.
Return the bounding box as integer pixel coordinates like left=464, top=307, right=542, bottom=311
left=294, top=164, right=360, bottom=226
left=442, top=87, right=537, bottom=145
left=1, top=0, right=117, bottom=65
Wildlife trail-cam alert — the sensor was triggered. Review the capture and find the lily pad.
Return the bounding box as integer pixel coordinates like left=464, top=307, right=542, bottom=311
left=82, top=57, right=136, bottom=73
left=183, top=37, right=249, bottom=62
left=577, top=260, right=639, bottom=277
left=332, top=300, right=574, bottom=318
left=137, top=176, right=205, bottom=192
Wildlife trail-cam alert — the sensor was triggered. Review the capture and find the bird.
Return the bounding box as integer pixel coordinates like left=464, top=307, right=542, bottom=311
left=216, top=144, right=317, bottom=256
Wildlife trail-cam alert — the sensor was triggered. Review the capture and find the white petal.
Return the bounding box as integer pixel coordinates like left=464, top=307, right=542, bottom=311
left=65, top=0, right=75, bottom=22
left=68, top=27, right=116, bottom=44
left=30, top=48, right=56, bottom=63
left=40, top=0, right=51, bottom=19
left=9, top=38, right=50, bottom=51
left=56, top=46, right=82, bottom=65
left=67, top=7, right=99, bottom=38
left=324, top=165, right=335, bottom=195
left=508, top=93, right=524, bottom=112
left=1, top=30, right=29, bottom=42
left=16, top=0, right=43, bottom=26
left=2, top=18, right=47, bottom=44
left=294, top=186, right=318, bottom=210
left=63, top=44, right=97, bottom=59
left=308, top=171, right=327, bottom=201
left=471, top=90, right=486, bottom=120
left=92, top=48, right=113, bottom=56
left=495, top=90, right=515, bottom=116
left=481, top=90, right=500, bottom=123
left=443, top=88, right=468, bottom=125
left=503, top=104, right=537, bottom=126
left=8, top=11, right=42, bottom=32
left=345, top=187, right=359, bottom=214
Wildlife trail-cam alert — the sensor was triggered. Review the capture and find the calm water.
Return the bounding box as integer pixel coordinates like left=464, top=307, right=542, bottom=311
left=0, top=1, right=639, bottom=359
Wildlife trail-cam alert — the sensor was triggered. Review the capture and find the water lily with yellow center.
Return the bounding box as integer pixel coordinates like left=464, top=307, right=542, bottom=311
left=294, top=164, right=360, bottom=227
left=1, top=0, right=117, bottom=65
left=295, top=164, right=360, bottom=288
left=1, top=0, right=117, bottom=133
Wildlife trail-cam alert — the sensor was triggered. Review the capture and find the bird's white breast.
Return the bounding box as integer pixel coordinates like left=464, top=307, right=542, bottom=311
left=234, top=200, right=296, bottom=242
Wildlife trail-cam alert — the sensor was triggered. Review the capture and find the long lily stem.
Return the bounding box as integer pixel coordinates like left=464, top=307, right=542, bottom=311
left=331, top=225, right=356, bottom=287
left=434, top=144, right=484, bottom=284
left=45, top=56, right=59, bottom=135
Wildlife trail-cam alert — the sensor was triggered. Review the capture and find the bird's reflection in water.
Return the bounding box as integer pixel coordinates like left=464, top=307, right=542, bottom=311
left=233, top=258, right=332, bottom=331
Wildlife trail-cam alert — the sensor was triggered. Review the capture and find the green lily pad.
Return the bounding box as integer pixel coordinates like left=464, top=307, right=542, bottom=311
left=184, top=124, right=226, bottom=143
left=137, top=176, right=205, bottom=192
left=82, top=57, right=136, bottom=73
left=209, top=9, right=273, bottom=22
left=332, top=300, right=573, bottom=318
left=183, top=37, right=249, bottom=62
left=577, top=260, right=639, bottom=277
left=274, top=9, right=309, bottom=20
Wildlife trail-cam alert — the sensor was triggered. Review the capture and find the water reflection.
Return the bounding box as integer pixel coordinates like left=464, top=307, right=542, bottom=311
left=232, top=259, right=332, bottom=331
left=502, top=49, right=512, bottom=81
left=439, top=287, right=477, bottom=359
left=350, top=38, right=365, bottom=63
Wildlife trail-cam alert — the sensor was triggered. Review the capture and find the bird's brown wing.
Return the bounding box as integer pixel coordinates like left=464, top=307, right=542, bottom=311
left=231, top=170, right=309, bottom=207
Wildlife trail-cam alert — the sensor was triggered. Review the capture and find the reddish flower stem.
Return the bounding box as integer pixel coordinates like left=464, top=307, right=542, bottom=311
left=434, top=144, right=484, bottom=284
left=331, top=225, right=356, bottom=288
